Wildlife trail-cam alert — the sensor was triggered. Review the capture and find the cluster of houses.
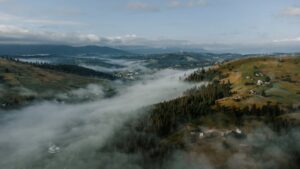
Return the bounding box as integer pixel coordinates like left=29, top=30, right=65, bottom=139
left=256, top=79, right=271, bottom=86
left=189, top=127, right=246, bottom=140
left=233, top=95, right=243, bottom=101
left=238, top=73, right=271, bottom=100
left=114, top=71, right=140, bottom=80
left=245, top=73, right=271, bottom=86
left=255, top=72, right=264, bottom=77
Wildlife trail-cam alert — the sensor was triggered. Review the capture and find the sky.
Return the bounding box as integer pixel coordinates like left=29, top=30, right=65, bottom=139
left=0, top=0, right=300, bottom=52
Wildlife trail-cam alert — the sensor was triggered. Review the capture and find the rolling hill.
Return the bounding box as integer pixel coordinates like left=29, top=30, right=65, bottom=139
left=99, top=56, right=300, bottom=169
left=0, top=44, right=130, bottom=56
left=0, top=58, right=112, bottom=109
left=214, top=56, right=300, bottom=109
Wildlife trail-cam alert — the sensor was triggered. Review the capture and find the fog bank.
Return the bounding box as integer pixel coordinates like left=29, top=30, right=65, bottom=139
left=0, top=69, right=199, bottom=169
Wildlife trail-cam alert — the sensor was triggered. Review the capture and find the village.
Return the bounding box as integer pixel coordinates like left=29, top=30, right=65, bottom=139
left=232, top=71, right=272, bottom=102
left=187, top=126, right=252, bottom=153
left=113, top=70, right=141, bottom=80
left=189, top=126, right=246, bottom=141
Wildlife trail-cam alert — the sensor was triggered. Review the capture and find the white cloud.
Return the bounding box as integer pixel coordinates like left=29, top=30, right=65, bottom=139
left=0, top=24, right=147, bottom=45
left=0, top=24, right=189, bottom=46
left=0, top=24, right=102, bottom=44
left=0, top=12, right=83, bottom=26
left=24, top=19, right=82, bottom=26
left=283, top=7, right=300, bottom=16
left=0, top=25, right=29, bottom=34
left=127, top=0, right=207, bottom=12
left=0, top=24, right=183, bottom=46
left=168, top=0, right=207, bottom=8
left=107, top=34, right=137, bottom=41
left=78, top=33, right=101, bottom=43
left=273, top=37, right=300, bottom=43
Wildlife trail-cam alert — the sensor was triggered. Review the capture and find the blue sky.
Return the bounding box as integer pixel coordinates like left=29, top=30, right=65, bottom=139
left=0, top=0, right=300, bottom=52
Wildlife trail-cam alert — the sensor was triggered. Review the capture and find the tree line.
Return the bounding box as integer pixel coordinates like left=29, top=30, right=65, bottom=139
left=0, top=57, right=116, bottom=80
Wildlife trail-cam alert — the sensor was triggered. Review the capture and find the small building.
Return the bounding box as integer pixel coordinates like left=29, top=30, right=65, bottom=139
left=257, top=80, right=264, bottom=86
left=48, top=143, right=60, bottom=154
left=226, top=128, right=247, bottom=139
left=264, top=81, right=271, bottom=85
left=249, top=90, right=256, bottom=95
left=233, top=95, right=242, bottom=102
left=235, top=128, right=242, bottom=134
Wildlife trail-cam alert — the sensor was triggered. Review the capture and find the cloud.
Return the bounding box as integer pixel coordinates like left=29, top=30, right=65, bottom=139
left=23, top=19, right=82, bottom=26
left=168, top=0, right=207, bottom=9
left=283, top=7, right=300, bottom=16
left=0, top=69, right=197, bottom=169
left=80, top=58, right=150, bottom=73
left=56, top=84, right=105, bottom=101
left=0, top=24, right=102, bottom=44
left=0, top=12, right=83, bottom=26
left=273, top=37, right=300, bottom=43
left=107, top=34, right=138, bottom=42
left=0, top=25, right=29, bottom=34
left=0, top=24, right=191, bottom=46
left=127, top=0, right=207, bottom=12
left=127, top=2, right=160, bottom=12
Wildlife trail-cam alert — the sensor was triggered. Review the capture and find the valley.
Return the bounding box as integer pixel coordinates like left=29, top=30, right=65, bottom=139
left=1, top=1, right=299, bottom=169
left=0, top=49, right=299, bottom=169
left=0, top=54, right=300, bottom=169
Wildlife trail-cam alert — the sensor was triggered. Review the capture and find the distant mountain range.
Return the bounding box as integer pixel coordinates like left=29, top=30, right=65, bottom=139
left=0, top=44, right=130, bottom=56
left=116, top=45, right=208, bottom=54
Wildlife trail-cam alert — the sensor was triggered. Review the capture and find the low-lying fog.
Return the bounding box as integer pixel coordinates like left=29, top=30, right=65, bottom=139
left=0, top=69, right=200, bottom=169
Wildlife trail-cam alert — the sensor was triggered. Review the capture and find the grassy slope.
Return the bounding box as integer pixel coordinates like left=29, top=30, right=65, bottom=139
left=215, top=56, right=300, bottom=108
left=104, top=56, right=300, bottom=169
left=0, top=58, right=106, bottom=107
left=177, top=57, right=300, bottom=168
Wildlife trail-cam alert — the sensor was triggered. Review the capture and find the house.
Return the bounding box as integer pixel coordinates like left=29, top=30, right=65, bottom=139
left=48, top=143, right=60, bottom=154
left=226, top=128, right=247, bottom=139
left=235, top=128, right=242, bottom=134
left=249, top=89, right=256, bottom=95
left=233, top=95, right=242, bottom=101
left=257, top=80, right=264, bottom=85
left=264, top=81, right=271, bottom=85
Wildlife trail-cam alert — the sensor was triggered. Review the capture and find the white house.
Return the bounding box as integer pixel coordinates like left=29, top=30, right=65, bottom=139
left=48, top=143, right=60, bottom=154
left=257, top=80, right=264, bottom=85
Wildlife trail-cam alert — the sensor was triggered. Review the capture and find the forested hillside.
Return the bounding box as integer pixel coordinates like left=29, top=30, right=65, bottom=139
left=0, top=58, right=112, bottom=108
left=98, top=56, right=300, bottom=169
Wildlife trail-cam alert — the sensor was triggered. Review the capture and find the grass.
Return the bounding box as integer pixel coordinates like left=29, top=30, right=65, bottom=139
left=0, top=58, right=108, bottom=108
left=216, top=56, right=300, bottom=109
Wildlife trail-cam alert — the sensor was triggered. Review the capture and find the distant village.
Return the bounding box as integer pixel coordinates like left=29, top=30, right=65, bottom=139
left=233, top=71, right=272, bottom=102
left=113, top=71, right=141, bottom=80
left=189, top=126, right=246, bottom=141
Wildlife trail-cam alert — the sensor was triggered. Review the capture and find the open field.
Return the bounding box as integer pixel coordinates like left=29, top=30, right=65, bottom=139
left=215, top=56, right=300, bottom=109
